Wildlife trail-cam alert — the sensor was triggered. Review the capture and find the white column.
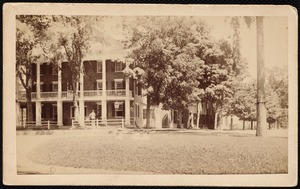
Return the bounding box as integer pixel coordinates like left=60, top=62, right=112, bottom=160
left=36, top=101, right=41, bottom=125
left=101, top=58, right=107, bottom=122
left=57, top=62, right=63, bottom=126
left=36, top=62, right=41, bottom=126
left=79, top=63, right=85, bottom=126
left=125, top=77, right=130, bottom=125
left=36, top=62, right=41, bottom=98
left=57, top=101, right=63, bottom=126
left=191, top=112, right=194, bottom=128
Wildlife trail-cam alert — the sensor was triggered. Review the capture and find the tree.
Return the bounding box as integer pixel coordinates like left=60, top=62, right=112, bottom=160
left=16, top=15, right=51, bottom=122
left=265, top=67, right=288, bottom=128
left=46, top=16, right=97, bottom=127
left=226, top=16, right=267, bottom=136
left=125, top=17, right=211, bottom=128
left=256, top=16, right=267, bottom=136
left=196, top=38, right=245, bottom=130
left=226, top=79, right=257, bottom=129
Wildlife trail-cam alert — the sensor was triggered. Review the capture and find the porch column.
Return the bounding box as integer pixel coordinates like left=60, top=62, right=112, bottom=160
left=101, top=58, right=107, bottom=122
left=57, top=101, right=63, bottom=127
left=125, top=77, right=130, bottom=125
left=36, top=62, right=41, bottom=126
left=57, top=61, right=63, bottom=126
left=35, top=101, right=41, bottom=125
left=191, top=113, right=194, bottom=128
left=36, top=62, right=41, bottom=99
left=79, top=63, right=85, bottom=126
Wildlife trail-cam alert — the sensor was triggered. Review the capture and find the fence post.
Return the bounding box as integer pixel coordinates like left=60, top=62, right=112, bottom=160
left=22, top=121, right=25, bottom=129
left=48, top=120, right=50, bottom=130
left=96, top=119, right=98, bottom=128
left=122, top=118, right=124, bottom=129
left=71, top=119, right=74, bottom=128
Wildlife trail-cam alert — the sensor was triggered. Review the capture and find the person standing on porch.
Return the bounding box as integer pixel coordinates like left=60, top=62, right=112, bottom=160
left=89, top=110, right=96, bottom=127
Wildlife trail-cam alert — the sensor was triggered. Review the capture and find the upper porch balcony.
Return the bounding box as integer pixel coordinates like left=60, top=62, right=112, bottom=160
left=17, top=90, right=133, bottom=101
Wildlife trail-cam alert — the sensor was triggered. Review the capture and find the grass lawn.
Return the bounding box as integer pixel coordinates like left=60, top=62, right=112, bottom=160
left=24, top=130, right=288, bottom=174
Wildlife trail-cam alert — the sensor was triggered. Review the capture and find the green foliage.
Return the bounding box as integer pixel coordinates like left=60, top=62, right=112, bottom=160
left=125, top=16, right=244, bottom=115
left=226, top=79, right=257, bottom=121
left=16, top=15, right=52, bottom=90
left=265, top=67, right=288, bottom=126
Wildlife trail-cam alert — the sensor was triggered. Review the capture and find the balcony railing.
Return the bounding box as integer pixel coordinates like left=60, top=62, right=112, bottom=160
left=84, top=90, right=102, bottom=96
left=18, top=90, right=132, bottom=100
left=106, top=90, right=126, bottom=97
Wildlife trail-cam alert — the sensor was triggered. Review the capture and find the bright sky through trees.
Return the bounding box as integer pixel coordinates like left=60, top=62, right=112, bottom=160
left=202, top=17, right=288, bottom=78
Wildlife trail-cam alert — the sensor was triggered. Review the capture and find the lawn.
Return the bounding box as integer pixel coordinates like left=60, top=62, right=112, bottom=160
left=25, top=130, right=288, bottom=174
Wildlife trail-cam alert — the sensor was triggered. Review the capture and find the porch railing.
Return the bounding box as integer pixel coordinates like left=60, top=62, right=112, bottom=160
left=84, top=90, right=102, bottom=96
left=40, top=92, right=58, bottom=98
left=18, top=90, right=131, bottom=100
left=106, top=90, right=126, bottom=97
left=72, top=117, right=135, bottom=129
left=18, top=120, right=58, bottom=130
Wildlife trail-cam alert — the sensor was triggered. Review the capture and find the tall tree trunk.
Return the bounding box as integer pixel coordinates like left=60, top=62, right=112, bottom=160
left=26, top=89, right=33, bottom=121
left=146, top=94, right=151, bottom=129
left=74, top=82, right=80, bottom=122
left=256, top=16, right=267, bottom=137
left=230, top=115, right=233, bottom=130
left=214, top=112, right=218, bottom=130
left=243, top=120, right=245, bottom=130
left=217, top=112, right=223, bottom=130
left=196, top=102, right=201, bottom=129
left=187, top=112, right=191, bottom=129
left=251, top=120, right=253, bottom=130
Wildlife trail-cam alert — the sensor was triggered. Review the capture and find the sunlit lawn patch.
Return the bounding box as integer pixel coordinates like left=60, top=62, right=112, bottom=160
left=27, top=132, right=288, bottom=174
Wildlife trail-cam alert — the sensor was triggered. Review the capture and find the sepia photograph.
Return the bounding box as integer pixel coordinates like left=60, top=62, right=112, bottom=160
left=3, top=3, right=298, bottom=186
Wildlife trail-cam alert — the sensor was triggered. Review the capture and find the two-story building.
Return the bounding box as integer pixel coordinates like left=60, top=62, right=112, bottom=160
left=16, top=39, right=216, bottom=129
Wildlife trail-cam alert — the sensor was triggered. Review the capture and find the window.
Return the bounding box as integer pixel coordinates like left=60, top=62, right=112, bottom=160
left=52, top=104, right=57, bottom=119
left=52, top=81, right=58, bottom=92
left=114, top=102, right=124, bottom=117
left=97, top=61, right=102, bottom=73
left=143, top=109, right=154, bottom=119
left=96, top=80, right=102, bottom=90
left=70, top=106, right=87, bottom=118
left=115, top=61, right=123, bottom=72
left=114, top=79, right=124, bottom=90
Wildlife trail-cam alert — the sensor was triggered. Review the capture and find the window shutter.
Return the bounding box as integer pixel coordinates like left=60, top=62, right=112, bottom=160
left=49, top=83, right=53, bottom=91
left=94, top=61, right=97, bottom=72
left=111, top=81, right=115, bottom=90
left=112, top=103, right=115, bottom=117
left=123, top=104, right=125, bottom=116
left=112, top=61, right=115, bottom=72
left=122, top=80, right=125, bottom=89
left=94, top=81, right=97, bottom=90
